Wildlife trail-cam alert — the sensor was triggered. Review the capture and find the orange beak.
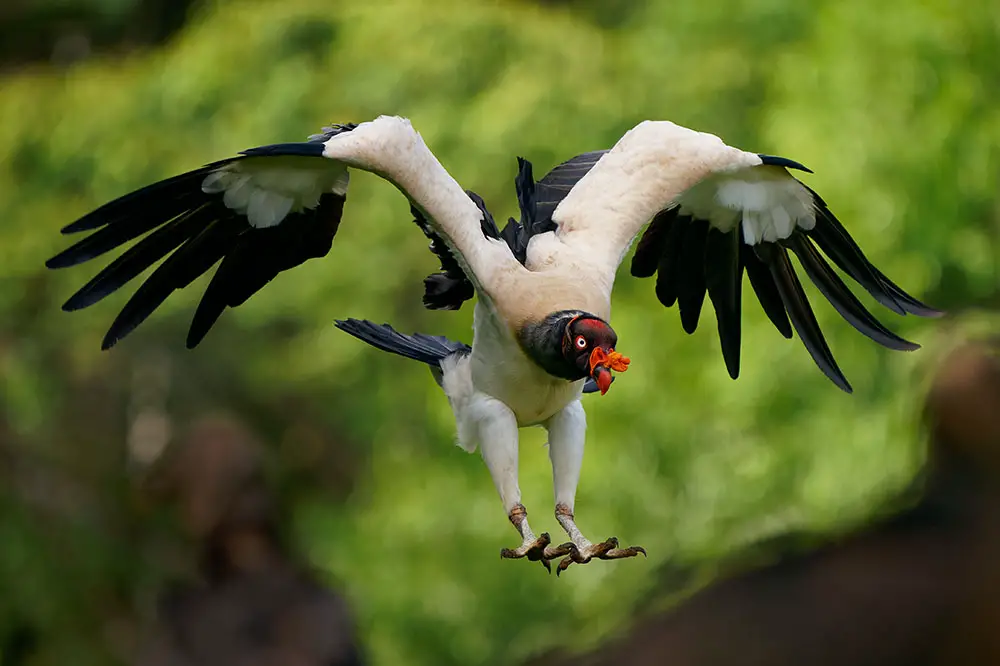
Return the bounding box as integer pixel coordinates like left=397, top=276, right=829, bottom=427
left=588, top=347, right=631, bottom=395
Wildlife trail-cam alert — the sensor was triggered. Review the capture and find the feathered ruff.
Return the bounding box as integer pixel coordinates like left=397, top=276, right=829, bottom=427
left=630, top=184, right=941, bottom=391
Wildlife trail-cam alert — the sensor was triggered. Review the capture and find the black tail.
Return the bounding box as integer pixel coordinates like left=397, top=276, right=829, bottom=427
left=334, top=319, right=471, bottom=367
left=334, top=318, right=607, bottom=394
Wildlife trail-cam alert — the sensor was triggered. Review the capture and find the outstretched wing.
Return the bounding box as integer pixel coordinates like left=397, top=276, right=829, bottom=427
left=47, top=116, right=516, bottom=349
left=550, top=121, right=941, bottom=392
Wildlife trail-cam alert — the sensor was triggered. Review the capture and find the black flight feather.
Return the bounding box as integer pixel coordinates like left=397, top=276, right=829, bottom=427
left=497, top=157, right=537, bottom=264
left=784, top=233, right=919, bottom=352
left=865, top=263, right=943, bottom=318
left=652, top=214, right=688, bottom=308
left=628, top=175, right=938, bottom=390
left=49, top=126, right=358, bottom=348
left=186, top=193, right=346, bottom=348
left=757, top=154, right=813, bottom=173
left=62, top=203, right=216, bottom=311
left=467, top=190, right=501, bottom=239
left=48, top=166, right=231, bottom=265
left=630, top=207, right=679, bottom=278
left=239, top=142, right=326, bottom=158
left=755, top=242, right=852, bottom=393
left=421, top=152, right=603, bottom=311
left=676, top=219, right=710, bottom=334
left=807, top=212, right=907, bottom=316
left=533, top=150, right=607, bottom=231
left=414, top=189, right=499, bottom=311
left=705, top=225, right=744, bottom=379
left=742, top=241, right=794, bottom=339
left=57, top=159, right=236, bottom=235
left=804, top=190, right=941, bottom=317
left=101, top=215, right=244, bottom=349
left=411, top=200, right=474, bottom=311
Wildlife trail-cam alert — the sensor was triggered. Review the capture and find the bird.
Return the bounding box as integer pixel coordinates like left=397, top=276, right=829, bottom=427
left=46, top=115, right=941, bottom=574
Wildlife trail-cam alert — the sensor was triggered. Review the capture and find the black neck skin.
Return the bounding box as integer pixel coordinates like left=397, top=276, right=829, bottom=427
left=516, top=309, right=591, bottom=381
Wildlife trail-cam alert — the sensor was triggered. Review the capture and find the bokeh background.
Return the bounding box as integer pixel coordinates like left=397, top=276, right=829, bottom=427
left=1, top=1, right=998, bottom=665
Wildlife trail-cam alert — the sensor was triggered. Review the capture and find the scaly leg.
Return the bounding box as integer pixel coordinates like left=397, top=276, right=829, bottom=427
left=544, top=400, right=646, bottom=575
left=475, top=394, right=562, bottom=570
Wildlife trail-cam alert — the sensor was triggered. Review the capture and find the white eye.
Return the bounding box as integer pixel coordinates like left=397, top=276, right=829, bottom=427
left=575, top=335, right=587, bottom=349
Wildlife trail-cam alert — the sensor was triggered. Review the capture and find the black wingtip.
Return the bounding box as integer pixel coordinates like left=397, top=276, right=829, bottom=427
left=60, top=218, right=99, bottom=235
left=100, top=331, right=120, bottom=351
left=45, top=254, right=72, bottom=269
left=61, top=293, right=94, bottom=312
left=239, top=142, right=326, bottom=158
left=785, top=234, right=923, bottom=353
left=802, top=187, right=945, bottom=321
left=756, top=242, right=853, bottom=393
left=705, top=227, right=743, bottom=381
left=676, top=220, right=710, bottom=335
left=758, top=154, right=813, bottom=174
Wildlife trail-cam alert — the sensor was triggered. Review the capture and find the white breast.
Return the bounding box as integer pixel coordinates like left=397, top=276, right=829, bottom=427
left=468, top=302, right=583, bottom=427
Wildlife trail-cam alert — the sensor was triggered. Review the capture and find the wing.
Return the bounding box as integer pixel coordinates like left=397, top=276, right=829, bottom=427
left=501, top=151, right=608, bottom=264
left=419, top=152, right=604, bottom=311
left=47, top=116, right=518, bottom=349
left=413, top=191, right=501, bottom=311
left=550, top=121, right=942, bottom=392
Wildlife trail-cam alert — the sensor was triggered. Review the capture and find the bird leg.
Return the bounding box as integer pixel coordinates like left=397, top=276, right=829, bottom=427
left=499, top=503, right=566, bottom=571
left=542, top=401, right=646, bottom=575
left=474, top=398, right=561, bottom=571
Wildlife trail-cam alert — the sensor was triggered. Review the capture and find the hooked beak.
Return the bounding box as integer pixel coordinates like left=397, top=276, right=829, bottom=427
left=588, top=347, right=630, bottom=396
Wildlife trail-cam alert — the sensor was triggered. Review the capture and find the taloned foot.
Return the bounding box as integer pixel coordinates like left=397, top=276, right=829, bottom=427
left=552, top=537, right=646, bottom=576
left=549, top=503, right=646, bottom=576
left=499, top=504, right=571, bottom=573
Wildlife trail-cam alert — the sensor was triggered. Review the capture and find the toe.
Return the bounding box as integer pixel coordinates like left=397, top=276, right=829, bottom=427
left=500, top=533, right=555, bottom=563
left=524, top=533, right=552, bottom=561
left=598, top=542, right=647, bottom=560
left=555, top=553, right=576, bottom=577
left=555, top=543, right=594, bottom=577
left=541, top=541, right=574, bottom=561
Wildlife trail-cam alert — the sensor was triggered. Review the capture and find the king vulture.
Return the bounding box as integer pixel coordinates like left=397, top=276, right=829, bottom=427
left=46, top=116, right=940, bottom=574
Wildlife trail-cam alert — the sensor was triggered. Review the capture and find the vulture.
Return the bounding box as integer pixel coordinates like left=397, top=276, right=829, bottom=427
left=46, top=116, right=940, bottom=574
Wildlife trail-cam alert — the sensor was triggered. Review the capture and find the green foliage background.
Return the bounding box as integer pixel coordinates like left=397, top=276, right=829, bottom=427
left=0, top=1, right=997, bottom=665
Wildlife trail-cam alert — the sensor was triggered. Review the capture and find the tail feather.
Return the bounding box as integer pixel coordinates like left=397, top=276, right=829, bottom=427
left=334, top=319, right=471, bottom=367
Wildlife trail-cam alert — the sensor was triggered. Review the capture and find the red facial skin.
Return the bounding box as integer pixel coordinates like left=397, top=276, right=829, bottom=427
left=565, top=317, right=630, bottom=396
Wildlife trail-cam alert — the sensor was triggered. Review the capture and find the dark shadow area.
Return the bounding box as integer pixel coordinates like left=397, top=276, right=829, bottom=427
left=136, top=416, right=363, bottom=666
left=0, top=0, right=200, bottom=68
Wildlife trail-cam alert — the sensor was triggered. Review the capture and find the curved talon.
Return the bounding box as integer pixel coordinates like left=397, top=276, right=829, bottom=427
left=542, top=542, right=574, bottom=560
left=500, top=532, right=553, bottom=571
left=553, top=538, right=646, bottom=576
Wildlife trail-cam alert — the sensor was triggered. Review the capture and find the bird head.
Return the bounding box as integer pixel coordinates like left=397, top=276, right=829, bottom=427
left=562, top=315, right=630, bottom=395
